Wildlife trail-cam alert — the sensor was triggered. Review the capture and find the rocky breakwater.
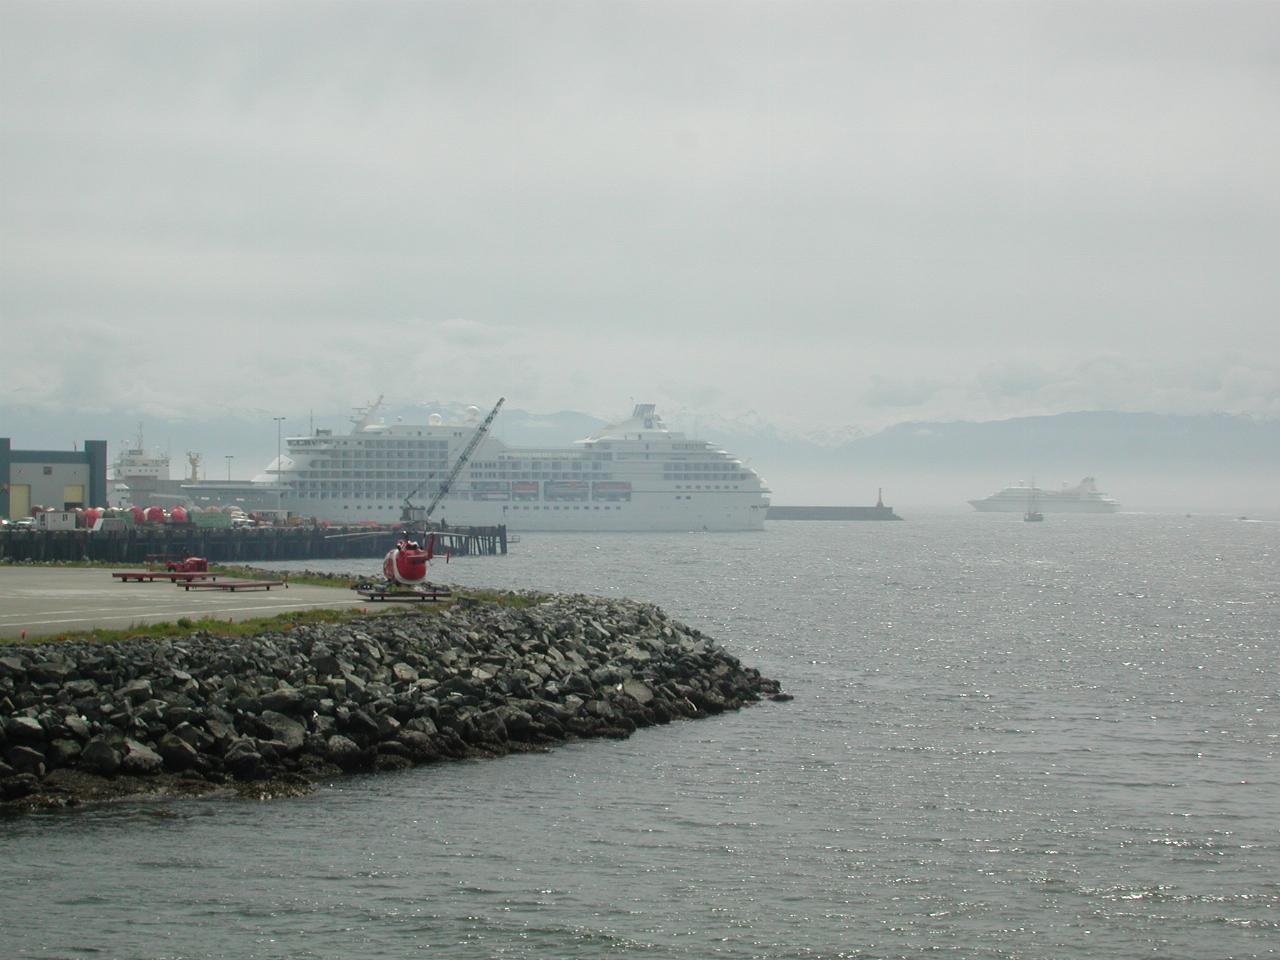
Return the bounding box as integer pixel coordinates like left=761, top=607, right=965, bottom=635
left=0, top=594, right=787, bottom=811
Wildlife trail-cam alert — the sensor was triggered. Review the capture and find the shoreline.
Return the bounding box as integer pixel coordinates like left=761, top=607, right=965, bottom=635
left=1, top=592, right=787, bottom=814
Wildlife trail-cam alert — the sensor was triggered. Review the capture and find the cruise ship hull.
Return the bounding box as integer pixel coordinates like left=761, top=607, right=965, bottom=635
left=969, top=477, right=1120, bottom=514
left=291, top=493, right=768, bottom=532
left=968, top=498, right=1118, bottom=514
left=266, top=402, right=771, bottom=533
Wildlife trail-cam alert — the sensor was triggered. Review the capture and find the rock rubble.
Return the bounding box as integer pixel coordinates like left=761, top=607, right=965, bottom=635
left=0, top=594, right=786, bottom=811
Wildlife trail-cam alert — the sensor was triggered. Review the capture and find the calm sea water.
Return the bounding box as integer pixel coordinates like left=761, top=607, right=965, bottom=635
left=3, top=514, right=1277, bottom=959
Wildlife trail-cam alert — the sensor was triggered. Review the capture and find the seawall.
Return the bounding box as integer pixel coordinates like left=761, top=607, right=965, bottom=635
left=0, top=595, right=786, bottom=811
left=0, top=523, right=507, bottom=564
left=767, top=504, right=904, bottom=521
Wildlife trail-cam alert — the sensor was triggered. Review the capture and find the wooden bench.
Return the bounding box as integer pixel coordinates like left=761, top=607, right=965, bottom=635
left=180, top=579, right=285, bottom=592
left=112, top=571, right=218, bottom=583
left=112, top=571, right=167, bottom=583
left=356, top=585, right=451, bottom=602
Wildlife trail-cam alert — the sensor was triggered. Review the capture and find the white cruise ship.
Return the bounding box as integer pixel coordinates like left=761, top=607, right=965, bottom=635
left=969, top=477, right=1120, bottom=513
left=262, top=402, right=771, bottom=531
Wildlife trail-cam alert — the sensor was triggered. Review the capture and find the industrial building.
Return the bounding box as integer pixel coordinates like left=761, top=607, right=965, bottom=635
left=1, top=438, right=108, bottom=519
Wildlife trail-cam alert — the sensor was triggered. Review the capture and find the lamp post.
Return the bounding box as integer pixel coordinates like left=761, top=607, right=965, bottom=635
left=225, top=455, right=233, bottom=481
left=273, top=417, right=286, bottom=519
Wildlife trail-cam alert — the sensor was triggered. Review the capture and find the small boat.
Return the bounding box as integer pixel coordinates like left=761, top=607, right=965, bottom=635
left=1024, top=483, right=1044, bottom=522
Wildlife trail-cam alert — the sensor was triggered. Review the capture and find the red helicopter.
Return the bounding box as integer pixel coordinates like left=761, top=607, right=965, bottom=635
left=344, top=396, right=504, bottom=602
left=354, top=532, right=452, bottom=601
left=383, top=533, right=437, bottom=586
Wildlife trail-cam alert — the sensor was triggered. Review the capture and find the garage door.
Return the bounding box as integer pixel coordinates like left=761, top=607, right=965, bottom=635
left=63, top=484, right=85, bottom=508
left=9, top=484, right=30, bottom=519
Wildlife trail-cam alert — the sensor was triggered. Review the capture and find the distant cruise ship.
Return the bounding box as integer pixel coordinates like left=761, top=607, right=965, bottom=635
left=969, top=477, right=1120, bottom=513
left=262, top=401, right=771, bottom=531
left=109, top=426, right=184, bottom=507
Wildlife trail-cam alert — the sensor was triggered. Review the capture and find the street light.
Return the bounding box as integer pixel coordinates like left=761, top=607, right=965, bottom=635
left=225, top=455, right=233, bottom=481
left=273, top=417, right=286, bottom=519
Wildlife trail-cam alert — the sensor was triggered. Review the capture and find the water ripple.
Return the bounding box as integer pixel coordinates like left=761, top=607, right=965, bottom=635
left=4, top=516, right=1278, bottom=960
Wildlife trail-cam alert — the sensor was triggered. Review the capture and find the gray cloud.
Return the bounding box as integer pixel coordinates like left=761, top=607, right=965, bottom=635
left=2, top=0, right=1277, bottom=431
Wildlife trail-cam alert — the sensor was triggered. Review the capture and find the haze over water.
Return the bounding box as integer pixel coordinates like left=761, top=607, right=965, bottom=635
left=3, top=514, right=1277, bottom=959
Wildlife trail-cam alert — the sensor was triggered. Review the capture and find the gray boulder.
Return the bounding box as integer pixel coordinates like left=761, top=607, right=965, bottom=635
left=258, top=711, right=305, bottom=752
left=395, top=730, right=438, bottom=761
left=343, top=709, right=379, bottom=743
left=79, top=737, right=122, bottom=776
left=259, top=686, right=304, bottom=714
left=325, top=735, right=364, bottom=770
left=121, top=739, right=163, bottom=775
left=117, top=679, right=153, bottom=705
left=622, top=679, right=655, bottom=704
left=5, top=715, right=45, bottom=746
left=63, top=715, right=92, bottom=741
left=223, top=739, right=263, bottom=779
left=1, top=772, right=39, bottom=799
left=313, top=652, right=349, bottom=676
left=7, top=745, right=46, bottom=777
left=47, top=738, right=82, bottom=766
left=469, top=709, right=508, bottom=746
left=157, top=733, right=200, bottom=771
left=29, top=660, right=72, bottom=685
left=391, top=662, right=419, bottom=683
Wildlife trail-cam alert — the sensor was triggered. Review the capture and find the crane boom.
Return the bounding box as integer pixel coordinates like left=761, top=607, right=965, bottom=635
left=402, top=397, right=505, bottom=523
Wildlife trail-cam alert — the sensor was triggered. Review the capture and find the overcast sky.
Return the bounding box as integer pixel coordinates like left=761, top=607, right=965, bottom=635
left=2, top=0, right=1277, bottom=433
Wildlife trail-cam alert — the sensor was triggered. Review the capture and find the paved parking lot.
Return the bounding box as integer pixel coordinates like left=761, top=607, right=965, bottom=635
left=0, top=567, right=371, bottom=640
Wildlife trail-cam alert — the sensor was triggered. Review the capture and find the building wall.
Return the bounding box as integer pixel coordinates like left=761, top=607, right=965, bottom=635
left=1, top=438, right=109, bottom=518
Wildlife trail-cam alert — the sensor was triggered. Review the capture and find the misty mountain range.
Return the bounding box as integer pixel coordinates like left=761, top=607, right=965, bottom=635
left=5, top=401, right=1275, bottom=477
left=1, top=403, right=1274, bottom=513
left=690, top=409, right=1280, bottom=471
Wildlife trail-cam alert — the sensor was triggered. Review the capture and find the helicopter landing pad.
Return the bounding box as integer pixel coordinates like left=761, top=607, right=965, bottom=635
left=0, top=568, right=371, bottom=640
